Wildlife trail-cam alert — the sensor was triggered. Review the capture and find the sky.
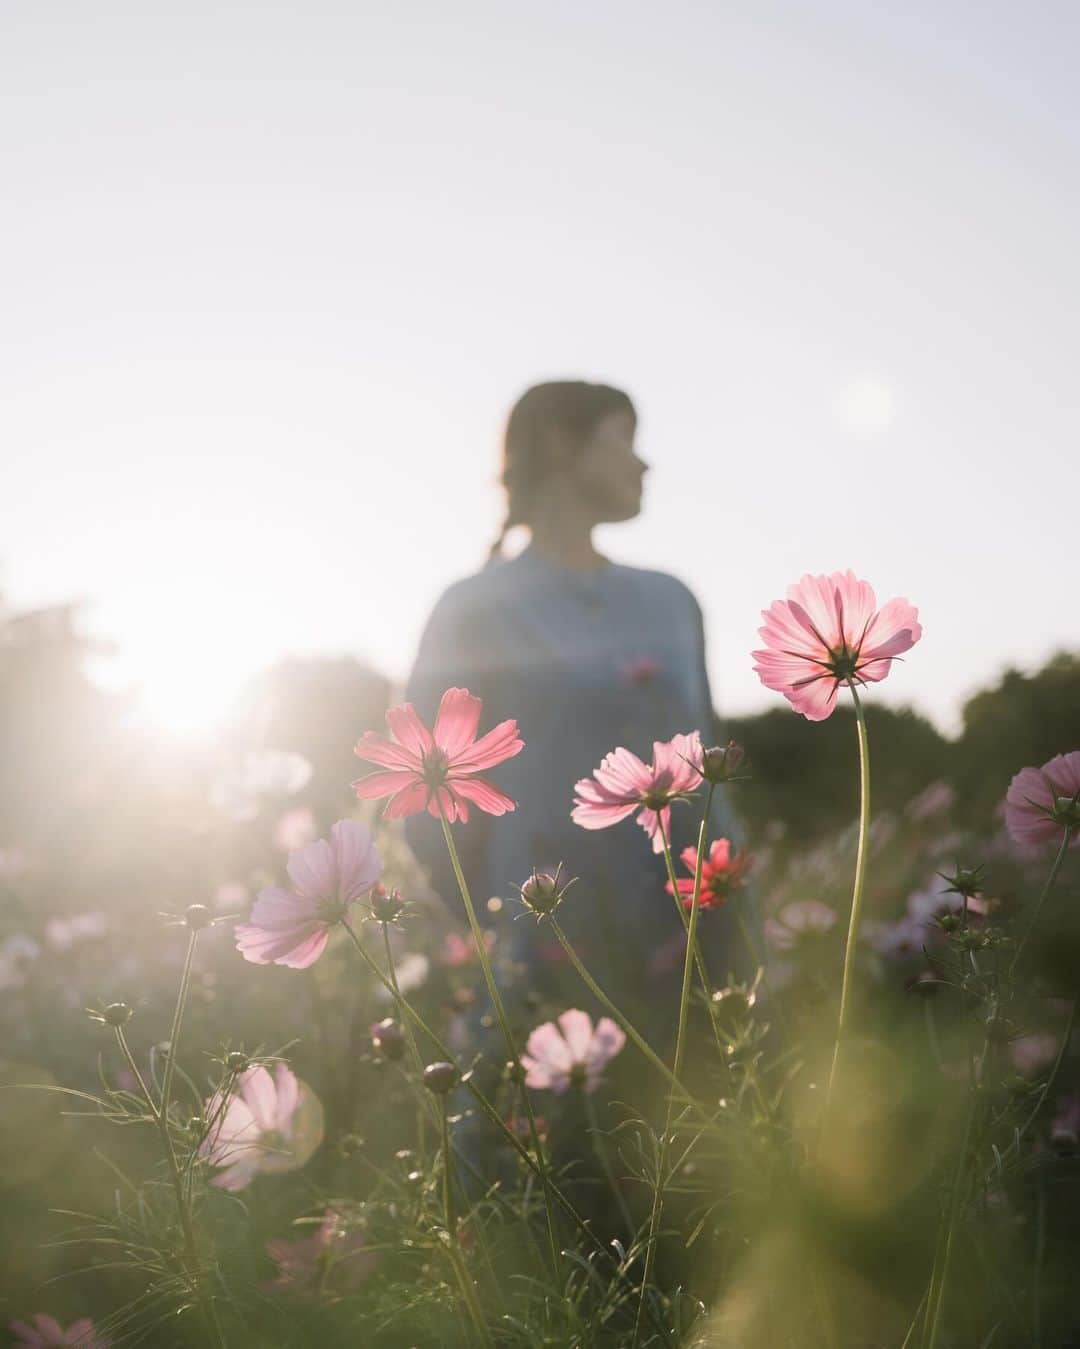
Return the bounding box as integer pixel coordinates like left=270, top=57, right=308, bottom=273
left=2, top=0, right=1077, bottom=736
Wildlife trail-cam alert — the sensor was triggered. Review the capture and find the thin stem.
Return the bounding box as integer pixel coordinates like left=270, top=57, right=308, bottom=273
left=634, top=785, right=714, bottom=1346
left=382, top=921, right=430, bottom=1161
left=161, top=926, right=198, bottom=1120
left=1010, top=828, right=1072, bottom=975
left=547, top=915, right=711, bottom=1123
left=436, top=807, right=561, bottom=1273
left=584, top=1087, right=635, bottom=1239
left=440, top=1099, right=495, bottom=1349
left=339, top=916, right=671, bottom=1343
left=824, top=680, right=871, bottom=1116
left=115, top=1022, right=225, bottom=1349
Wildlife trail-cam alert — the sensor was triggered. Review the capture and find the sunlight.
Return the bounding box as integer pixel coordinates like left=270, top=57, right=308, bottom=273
left=835, top=375, right=897, bottom=437
left=93, top=583, right=281, bottom=733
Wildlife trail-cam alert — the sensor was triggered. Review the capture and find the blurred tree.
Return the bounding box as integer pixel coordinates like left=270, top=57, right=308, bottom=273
left=723, top=702, right=950, bottom=844
left=953, top=651, right=1080, bottom=822
left=235, top=656, right=391, bottom=824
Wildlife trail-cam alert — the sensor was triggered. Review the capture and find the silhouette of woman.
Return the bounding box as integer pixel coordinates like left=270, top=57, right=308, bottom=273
left=404, top=381, right=744, bottom=1032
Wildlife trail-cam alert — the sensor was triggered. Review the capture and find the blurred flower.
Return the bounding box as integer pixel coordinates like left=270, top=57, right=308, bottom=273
left=764, top=900, right=837, bottom=952
left=864, top=883, right=985, bottom=959
left=0, top=934, right=40, bottom=991
left=665, top=837, right=751, bottom=910
left=440, top=929, right=495, bottom=967
left=274, top=805, right=318, bottom=852
left=521, top=1009, right=626, bottom=1094
left=1051, top=1093, right=1080, bottom=1151
left=380, top=951, right=429, bottom=996
left=9, top=1315, right=110, bottom=1348
left=215, top=880, right=250, bottom=912
left=752, top=570, right=921, bottom=720
left=572, top=731, right=703, bottom=854
left=1009, top=1033, right=1059, bottom=1077
left=266, top=1210, right=376, bottom=1296
left=1004, top=751, right=1080, bottom=852
left=210, top=750, right=313, bottom=821
left=353, top=687, right=523, bottom=821
left=200, top=1063, right=323, bottom=1191
left=44, top=911, right=106, bottom=950
left=236, top=820, right=380, bottom=969
left=620, top=655, right=661, bottom=686
left=906, top=781, right=955, bottom=822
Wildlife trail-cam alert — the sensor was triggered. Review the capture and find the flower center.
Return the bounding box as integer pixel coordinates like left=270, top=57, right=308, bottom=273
left=569, top=1061, right=587, bottom=1089
left=1052, top=793, right=1080, bottom=832
left=421, top=747, right=450, bottom=789
left=826, top=644, right=860, bottom=681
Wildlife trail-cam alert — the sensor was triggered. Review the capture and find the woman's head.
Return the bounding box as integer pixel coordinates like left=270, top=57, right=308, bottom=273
left=494, top=381, right=645, bottom=555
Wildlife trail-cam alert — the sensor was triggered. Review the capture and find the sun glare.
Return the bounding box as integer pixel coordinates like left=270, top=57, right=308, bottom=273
left=93, top=586, right=280, bottom=734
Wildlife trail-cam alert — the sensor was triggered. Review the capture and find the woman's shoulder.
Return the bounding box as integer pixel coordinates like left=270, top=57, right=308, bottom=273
left=614, top=561, right=704, bottom=617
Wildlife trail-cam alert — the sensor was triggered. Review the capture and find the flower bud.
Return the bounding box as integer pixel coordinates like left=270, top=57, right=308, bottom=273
left=371, top=1017, right=406, bottom=1062
left=423, top=1061, right=458, bottom=1096
left=711, top=985, right=756, bottom=1025
left=368, top=884, right=405, bottom=925
left=700, top=741, right=749, bottom=785
left=517, top=864, right=575, bottom=917
left=184, top=903, right=213, bottom=930
left=938, top=865, right=984, bottom=901
left=225, top=1051, right=249, bottom=1073
left=102, top=1001, right=133, bottom=1027
left=939, top=912, right=961, bottom=934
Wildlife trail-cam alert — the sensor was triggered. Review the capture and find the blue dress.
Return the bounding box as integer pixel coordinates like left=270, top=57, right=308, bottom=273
left=403, top=546, right=746, bottom=1031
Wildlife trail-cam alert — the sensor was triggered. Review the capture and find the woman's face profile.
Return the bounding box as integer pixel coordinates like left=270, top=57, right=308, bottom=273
left=571, top=408, right=648, bottom=524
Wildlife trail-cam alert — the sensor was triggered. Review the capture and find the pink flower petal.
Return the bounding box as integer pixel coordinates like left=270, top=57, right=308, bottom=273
left=385, top=703, right=436, bottom=757
left=451, top=775, right=516, bottom=816
left=452, top=718, right=524, bottom=773
left=351, top=769, right=419, bottom=802
left=557, top=1009, right=594, bottom=1062
left=432, top=687, right=483, bottom=758
left=352, top=730, right=418, bottom=772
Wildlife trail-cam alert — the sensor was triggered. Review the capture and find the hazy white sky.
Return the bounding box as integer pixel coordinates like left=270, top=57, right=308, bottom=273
left=2, top=1, right=1077, bottom=734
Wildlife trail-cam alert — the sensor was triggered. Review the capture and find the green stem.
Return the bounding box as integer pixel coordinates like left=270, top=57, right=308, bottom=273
left=1010, top=828, right=1072, bottom=976
left=161, top=926, right=198, bottom=1120
left=824, top=680, right=871, bottom=1116
left=441, top=1100, right=494, bottom=1349
left=584, top=1086, right=635, bottom=1238
left=339, top=916, right=671, bottom=1343
left=382, top=921, right=431, bottom=1161
left=115, top=1019, right=225, bottom=1349
left=547, top=916, right=710, bottom=1122
left=437, top=807, right=561, bottom=1274
left=633, top=785, right=713, bottom=1346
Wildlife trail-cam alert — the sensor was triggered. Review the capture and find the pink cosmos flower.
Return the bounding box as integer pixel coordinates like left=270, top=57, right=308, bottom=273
left=521, top=1009, right=626, bottom=1094
left=572, top=731, right=704, bottom=853
left=752, top=571, right=922, bottom=721
left=1004, top=751, right=1080, bottom=852
left=199, top=1064, right=323, bottom=1191
left=236, top=820, right=381, bottom=968
left=9, top=1316, right=109, bottom=1348
left=353, top=687, right=523, bottom=822
left=665, top=837, right=751, bottom=910
left=266, top=1210, right=376, bottom=1296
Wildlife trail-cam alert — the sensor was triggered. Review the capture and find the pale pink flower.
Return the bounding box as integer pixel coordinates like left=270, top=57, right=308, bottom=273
left=9, top=1316, right=109, bottom=1348
left=1008, top=1033, right=1059, bottom=1077
left=665, top=837, right=752, bottom=910
left=1004, top=751, right=1080, bottom=852
left=752, top=570, right=921, bottom=721
left=266, top=1210, right=376, bottom=1296
left=236, top=820, right=381, bottom=968
left=274, top=805, right=318, bottom=852
left=572, top=731, right=704, bottom=853
left=764, top=900, right=837, bottom=952
left=199, top=1064, right=323, bottom=1191
left=521, top=1009, right=626, bottom=1094
left=353, top=687, right=523, bottom=822
left=441, top=929, right=495, bottom=967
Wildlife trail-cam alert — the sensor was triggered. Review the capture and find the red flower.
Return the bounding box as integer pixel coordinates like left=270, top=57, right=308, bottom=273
left=352, top=687, right=523, bottom=822
left=664, top=837, right=751, bottom=910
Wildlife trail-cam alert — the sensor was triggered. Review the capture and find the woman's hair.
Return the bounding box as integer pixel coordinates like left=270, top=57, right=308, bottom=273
left=490, top=380, right=636, bottom=558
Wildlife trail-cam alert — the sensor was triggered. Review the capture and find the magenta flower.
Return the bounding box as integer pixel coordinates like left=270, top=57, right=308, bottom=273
left=572, top=731, right=703, bottom=853
left=199, top=1064, right=323, bottom=1191
left=236, top=820, right=381, bottom=968
left=665, top=837, right=751, bottom=910
left=521, top=1009, right=626, bottom=1094
left=266, top=1210, right=376, bottom=1296
left=752, top=570, right=921, bottom=721
left=353, top=687, right=523, bottom=822
left=1004, top=751, right=1080, bottom=852
left=9, top=1317, right=109, bottom=1348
